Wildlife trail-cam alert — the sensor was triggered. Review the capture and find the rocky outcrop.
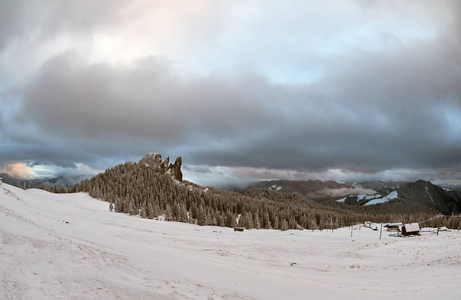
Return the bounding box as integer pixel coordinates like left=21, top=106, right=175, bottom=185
left=139, top=153, right=182, bottom=182
left=167, top=157, right=183, bottom=182
left=139, top=153, right=163, bottom=168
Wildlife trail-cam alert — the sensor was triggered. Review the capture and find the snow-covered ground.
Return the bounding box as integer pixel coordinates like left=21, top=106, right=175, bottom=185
left=336, top=190, right=399, bottom=206
left=364, top=190, right=399, bottom=206
left=336, top=194, right=380, bottom=203
left=1, top=183, right=461, bottom=300
left=269, top=185, right=282, bottom=191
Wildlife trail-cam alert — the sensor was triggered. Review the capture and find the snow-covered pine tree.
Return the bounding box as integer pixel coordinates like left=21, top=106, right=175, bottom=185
left=281, top=219, right=289, bottom=231
left=147, top=202, right=154, bottom=219
left=140, top=206, right=147, bottom=218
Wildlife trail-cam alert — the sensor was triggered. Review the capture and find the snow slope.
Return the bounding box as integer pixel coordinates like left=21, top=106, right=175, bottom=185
left=336, top=194, right=380, bottom=203
left=337, top=191, right=399, bottom=206
left=1, top=183, right=461, bottom=300
left=364, top=190, right=399, bottom=206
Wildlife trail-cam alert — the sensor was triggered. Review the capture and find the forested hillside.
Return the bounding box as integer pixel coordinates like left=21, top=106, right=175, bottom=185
left=60, top=153, right=459, bottom=230
left=69, top=154, right=359, bottom=230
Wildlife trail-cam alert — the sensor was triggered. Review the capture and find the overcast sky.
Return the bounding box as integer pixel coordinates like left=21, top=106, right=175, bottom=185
left=1, top=0, right=460, bottom=186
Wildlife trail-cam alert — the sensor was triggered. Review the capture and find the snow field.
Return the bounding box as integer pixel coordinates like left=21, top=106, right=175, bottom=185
left=1, top=184, right=461, bottom=300
left=336, top=190, right=399, bottom=205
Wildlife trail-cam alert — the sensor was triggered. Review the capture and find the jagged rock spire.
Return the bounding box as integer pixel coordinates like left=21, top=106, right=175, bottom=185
left=139, top=153, right=182, bottom=182
left=168, top=157, right=182, bottom=182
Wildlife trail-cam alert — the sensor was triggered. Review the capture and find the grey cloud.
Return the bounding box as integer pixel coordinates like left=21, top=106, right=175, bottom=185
left=13, top=33, right=461, bottom=175
left=8, top=52, right=275, bottom=170
left=186, top=39, right=461, bottom=172
left=0, top=139, right=82, bottom=169
left=26, top=160, right=76, bottom=168
left=17, top=52, right=275, bottom=142
left=183, top=165, right=212, bottom=174
left=0, top=0, right=129, bottom=50
left=0, top=0, right=28, bottom=49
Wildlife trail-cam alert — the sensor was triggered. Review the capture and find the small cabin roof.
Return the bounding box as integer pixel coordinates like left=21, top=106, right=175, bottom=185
left=403, top=223, right=420, bottom=232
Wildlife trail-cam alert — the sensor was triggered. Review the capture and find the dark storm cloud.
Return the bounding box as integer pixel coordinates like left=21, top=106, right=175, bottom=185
left=13, top=34, right=461, bottom=174
left=18, top=53, right=274, bottom=140
left=6, top=52, right=274, bottom=169
left=0, top=138, right=80, bottom=169
left=187, top=34, right=461, bottom=172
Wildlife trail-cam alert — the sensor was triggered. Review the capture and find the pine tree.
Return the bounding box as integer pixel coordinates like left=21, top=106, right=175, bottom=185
left=197, top=206, right=206, bottom=225
left=140, top=206, right=147, bottom=218
left=225, top=211, right=236, bottom=228
left=288, top=216, right=297, bottom=229
left=147, top=202, right=154, bottom=219
left=281, top=219, right=289, bottom=231
left=128, top=200, right=136, bottom=215
left=309, top=218, right=318, bottom=230
left=263, top=212, right=271, bottom=229
left=247, top=212, right=254, bottom=229
left=240, top=213, right=248, bottom=228
left=254, top=212, right=261, bottom=229
left=219, top=214, right=226, bottom=227
left=164, top=204, right=172, bottom=221
left=273, top=216, right=279, bottom=229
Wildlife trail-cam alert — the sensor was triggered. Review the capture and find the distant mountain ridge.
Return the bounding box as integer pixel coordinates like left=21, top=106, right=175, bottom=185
left=0, top=173, right=93, bottom=188
left=397, top=180, right=461, bottom=215
left=242, top=179, right=461, bottom=215
left=38, top=174, right=94, bottom=187
left=333, top=180, right=461, bottom=214
left=438, top=183, right=461, bottom=192
left=241, top=180, right=405, bottom=202
left=243, top=179, right=354, bottom=201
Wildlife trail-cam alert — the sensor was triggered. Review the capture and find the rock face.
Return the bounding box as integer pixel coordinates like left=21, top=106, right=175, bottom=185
left=167, top=157, right=183, bottom=182
left=139, top=153, right=163, bottom=167
left=139, top=153, right=182, bottom=182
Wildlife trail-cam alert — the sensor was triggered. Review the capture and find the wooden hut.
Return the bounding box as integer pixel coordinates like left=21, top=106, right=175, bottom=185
left=402, top=223, right=420, bottom=236
left=384, top=223, right=401, bottom=232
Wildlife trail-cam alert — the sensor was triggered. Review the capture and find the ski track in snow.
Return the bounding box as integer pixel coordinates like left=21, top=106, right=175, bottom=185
left=1, top=184, right=461, bottom=300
